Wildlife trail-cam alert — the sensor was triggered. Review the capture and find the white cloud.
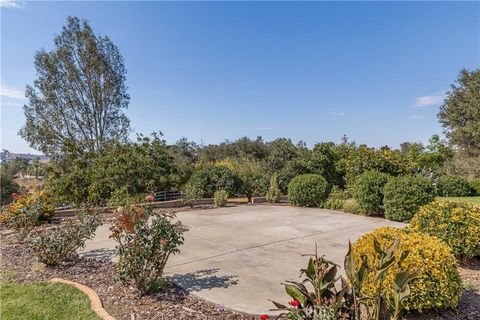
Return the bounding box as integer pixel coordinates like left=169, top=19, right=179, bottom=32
left=0, top=0, right=24, bottom=8
left=0, top=84, right=25, bottom=100
left=409, top=114, right=424, bottom=120
left=331, top=112, right=346, bottom=117
left=415, top=91, right=447, bottom=107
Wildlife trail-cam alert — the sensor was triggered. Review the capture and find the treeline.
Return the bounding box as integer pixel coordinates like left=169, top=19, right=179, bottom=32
left=40, top=132, right=473, bottom=206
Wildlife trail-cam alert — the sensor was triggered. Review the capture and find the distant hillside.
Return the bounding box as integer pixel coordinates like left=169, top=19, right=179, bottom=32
left=1, top=149, right=50, bottom=163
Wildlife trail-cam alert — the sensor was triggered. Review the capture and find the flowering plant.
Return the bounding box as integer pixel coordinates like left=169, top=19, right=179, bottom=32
left=1, top=190, right=54, bottom=223
left=1, top=190, right=55, bottom=242
left=110, top=202, right=184, bottom=295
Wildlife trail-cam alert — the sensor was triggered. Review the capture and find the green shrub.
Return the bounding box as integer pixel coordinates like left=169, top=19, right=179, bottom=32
left=342, top=198, right=361, bottom=214
left=352, top=170, right=389, bottom=215
left=324, top=186, right=348, bottom=210
left=188, top=166, right=241, bottom=197
left=470, top=179, right=480, bottom=196
left=383, top=175, right=436, bottom=221
left=288, top=174, right=331, bottom=207
left=410, top=200, right=480, bottom=258
left=214, top=190, right=229, bottom=207
left=182, top=183, right=204, bottom=208
left=437, top=175, right=473, bottom=197
left=353, top=227, right=462, bottom=312
left=110, top=205, right=184, bottom=295
left=265, top=173, right=281, bottom=203
left=30, top=211, right=101, bottom=265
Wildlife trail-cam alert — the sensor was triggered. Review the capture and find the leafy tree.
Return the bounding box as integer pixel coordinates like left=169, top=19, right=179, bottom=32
left=199, top=136, right=268, bottom=162
left=167, top=138, right=199, bottom=185
left=20, top=16, right=130, bottom=155
left=0, top=170, right=20, bottom=205
left=233, top=158, right=268, bottom=202
left=438, top=68, right=480, bottom=156
left=1, top=158, right=30, bottom=178
left=265, top=138, right=300, bottom=173
left=45, top=133, right=178, bottom=205
left=401, top=135, right=454, bottom=174
left=188, top=166, right=241, bottom=198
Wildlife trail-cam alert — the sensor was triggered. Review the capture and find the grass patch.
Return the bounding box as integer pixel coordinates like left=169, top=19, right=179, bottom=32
left=437, top=196, right=480, bottom=205
left=0, top=281, right=100, bottom=320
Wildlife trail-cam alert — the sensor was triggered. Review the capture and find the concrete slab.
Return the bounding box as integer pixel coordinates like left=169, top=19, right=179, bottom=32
left=79, top=205, right=405, bottom=315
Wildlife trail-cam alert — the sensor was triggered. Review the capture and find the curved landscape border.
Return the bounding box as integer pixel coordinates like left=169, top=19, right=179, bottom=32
left=50, top=278, right=115, bottom=320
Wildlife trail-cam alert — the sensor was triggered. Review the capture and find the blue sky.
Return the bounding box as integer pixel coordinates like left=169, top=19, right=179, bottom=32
left=1, top=1, right=479, bottom=153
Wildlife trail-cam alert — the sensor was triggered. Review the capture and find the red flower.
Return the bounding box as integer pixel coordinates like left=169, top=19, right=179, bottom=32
left=260, top=315, right=269, bottom=320
left=145, top=194, right=155, bottom=202
left=289, top=299, right=300, bottom=307
left=11, top=193, right=19, bottom=200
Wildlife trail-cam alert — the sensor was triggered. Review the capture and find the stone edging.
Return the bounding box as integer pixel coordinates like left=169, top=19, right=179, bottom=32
left=50, top=277, right=115, bottom=320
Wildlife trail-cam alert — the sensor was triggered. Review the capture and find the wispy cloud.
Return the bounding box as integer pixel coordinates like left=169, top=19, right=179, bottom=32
left=331, top=112, right=346, bottom=117
left=233, top=127, right=273, bottom=131
left=415, top=91, right=447, bottom=107
left=409, top=114, right=425, bottom=120
left=0, top=84, right=25, bottom=100
left=0, top=0, right=25, bottom=8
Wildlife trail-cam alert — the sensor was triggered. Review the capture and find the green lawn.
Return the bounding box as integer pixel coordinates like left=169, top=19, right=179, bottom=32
left=437, top=196, right=480, bottom=205
left=0, top=281, right=100, bottom=320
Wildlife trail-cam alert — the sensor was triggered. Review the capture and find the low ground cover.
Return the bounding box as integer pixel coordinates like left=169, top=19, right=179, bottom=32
left=0, top=281, right=100, bottom=320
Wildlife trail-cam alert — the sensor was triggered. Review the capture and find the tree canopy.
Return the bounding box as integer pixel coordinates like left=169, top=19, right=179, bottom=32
left=20, top=16, right=130, bottom=155
left=438, top=68, right=480, bottom=156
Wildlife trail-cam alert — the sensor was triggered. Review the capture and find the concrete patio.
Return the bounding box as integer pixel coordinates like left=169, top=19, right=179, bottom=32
left=79, top=205, right=405, bottom=315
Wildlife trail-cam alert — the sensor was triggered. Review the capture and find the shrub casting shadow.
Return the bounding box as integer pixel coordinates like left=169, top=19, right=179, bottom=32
left=168, top=268, right=239, bottom=292
left=78, top=248, right=116, bottom=262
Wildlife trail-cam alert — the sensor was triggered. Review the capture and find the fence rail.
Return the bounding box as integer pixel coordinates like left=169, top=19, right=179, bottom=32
left=153, top=190, right=182, bottom=202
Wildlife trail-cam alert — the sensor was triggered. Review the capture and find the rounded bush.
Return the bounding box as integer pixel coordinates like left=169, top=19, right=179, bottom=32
left=288, top=174, right=331, bottom=207
left=437, top=176, right=473, bottom=197
left=352, top=170, right=389, bottom=215
left=353, top=227, right=462, bottom=312
left=410, top=200, right=480, bottom=258
left=214, top=190, right=228, bottom=207
left=188, top=166, right=241, bottom=198
left=383, top=175, right=435, bottom=221
left=470, top=179, right=480, bottom=196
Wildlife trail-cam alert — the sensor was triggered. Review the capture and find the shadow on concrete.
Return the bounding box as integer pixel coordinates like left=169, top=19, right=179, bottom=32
left=168, top=268, right=239, bottom=292
left=79, top=248, right=116, bottom=261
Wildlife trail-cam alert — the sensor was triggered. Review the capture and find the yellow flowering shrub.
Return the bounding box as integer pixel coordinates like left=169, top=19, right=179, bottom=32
left=0, top=190, right=55, bottom=223
left=353, top=227, right=462, bottom=312
left=410, top=200, right=480, bottom=258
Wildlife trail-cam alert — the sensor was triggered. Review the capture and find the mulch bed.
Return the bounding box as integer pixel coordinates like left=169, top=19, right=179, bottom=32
left=1, top=207, right=479, bottom=320
left=407, top=260, right=480, bottom=320
left=0, top=240, right=255, bottom=320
